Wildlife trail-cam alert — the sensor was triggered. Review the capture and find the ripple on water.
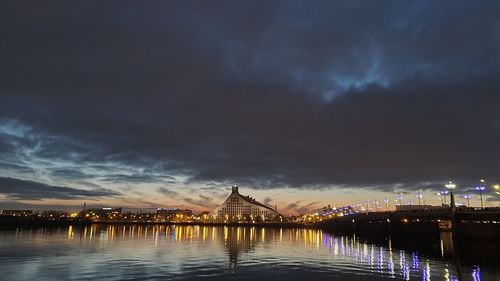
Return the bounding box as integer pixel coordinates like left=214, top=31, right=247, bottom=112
left=0, top=226, right=497, bottom=281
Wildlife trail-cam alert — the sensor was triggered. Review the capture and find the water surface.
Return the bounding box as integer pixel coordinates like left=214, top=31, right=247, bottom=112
left=0, top=225, right=498, bottom=280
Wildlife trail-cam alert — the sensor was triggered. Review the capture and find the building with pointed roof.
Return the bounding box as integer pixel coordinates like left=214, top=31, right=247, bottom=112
left=210, top=185, right=279, bottom=222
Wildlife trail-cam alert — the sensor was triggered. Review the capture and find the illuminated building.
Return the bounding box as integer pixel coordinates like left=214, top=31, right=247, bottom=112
left=41, top=210, right=69, bottom=218
left=81, top=207, right=122, bottom=220
left=0, top=210, right=34, bottom=216
left=156, top=208, right=192, bottom=217
left=210, top=185, right=279, bottom=222
left=156, top=208, right=193, bottom=222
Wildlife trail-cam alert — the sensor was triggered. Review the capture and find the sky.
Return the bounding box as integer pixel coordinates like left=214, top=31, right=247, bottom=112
left=0, top=1, right=499, bottom=214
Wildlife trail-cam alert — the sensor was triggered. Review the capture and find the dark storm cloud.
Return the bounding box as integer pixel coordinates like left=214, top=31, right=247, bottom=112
left=184, top=195, right=215, bottom=208
left=0, top=177, right=120, bottom=200
left=51, top=169, right=91, bottom=180
left=355, top=180, right=485, bottom=194
left=0, top=162, right=34, bottom=175
left=157, top=187, right=180, bottom=198
left=0, top=1, right=499, bottom=192
left=297, top=202, right=321, bottom=214
left=285, top=201, right=320, bottom=213
left=74, top=181, right=102, bottom=189
left=0, top=201, right=86, bottom=211
left=102, top=174, right=176, bottom=184
left=263, top=197, right=273, bottom=206
left=286, top=202, right=300, bottom=210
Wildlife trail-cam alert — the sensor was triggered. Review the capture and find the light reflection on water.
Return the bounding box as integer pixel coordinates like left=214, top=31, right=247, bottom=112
left=0, top=225, right=497, bottom=281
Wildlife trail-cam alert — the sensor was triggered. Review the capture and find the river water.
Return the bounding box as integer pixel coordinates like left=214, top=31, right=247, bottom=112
left=0, top=225, right=498, bottom=280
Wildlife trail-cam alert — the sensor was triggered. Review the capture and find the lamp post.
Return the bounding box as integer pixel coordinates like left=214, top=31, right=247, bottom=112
left=463, top=192, right=472, bottom=207
left=416, top=190, right=423, bottom=206
left=440, top=190, right=449, bottom=205
left=475, top=179, right=486, bottom=209
left=397, top=193, right=403, bottom=206
left=445, top=181, right=456, bottom=208
left=437, top=192, right=443, bottom=205
left=384, top=197, right=389, bottom=211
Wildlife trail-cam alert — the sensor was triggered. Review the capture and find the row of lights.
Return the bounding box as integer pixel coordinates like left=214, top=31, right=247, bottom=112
left=358, top=180, right=497, bottom=212
left=411, top=179, right=496, bottom=208
left=440, top=179, right=495, bottom=208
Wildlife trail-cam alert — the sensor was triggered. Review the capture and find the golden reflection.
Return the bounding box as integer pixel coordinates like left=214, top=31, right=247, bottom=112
left=224, top=226, right=228, bottom=243
left=444, top=267, right=450, bottom=281
left=110, top=225, right=115, bottom=240
left=154, top=227, right=159, bottom=247
left=188, top=226, right=193, bottom=240
left=223, top=226, right=256, bottom=269
left=65, top=225, right=463, bottom=279
left=89, top=225, right=94, bottom=242
left=175, top=225, right=181, bottom=241
left=67, top=225, right=74, bottom=240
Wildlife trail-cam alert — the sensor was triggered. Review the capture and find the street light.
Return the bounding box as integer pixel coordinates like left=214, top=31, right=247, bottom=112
left=475, top=179, right=486, bottom=209
left=397, top=193, right=403, bottom=206
left=494, top=184, right=500, bottom=196
left=436, top=192, right=443, bottom=205
left=416, top=190, right=423, bottom=206
left=440, top=190, right=449, bottom=205
left=445, top=181, right=456, bottom=190
left=445, top=181, right=456, bottom=207
left=384, top=197, right=389, bottom=211
left=463, top=192, right=472, bottom=207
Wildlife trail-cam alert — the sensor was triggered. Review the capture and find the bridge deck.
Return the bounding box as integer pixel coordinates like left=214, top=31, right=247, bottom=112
left=321, top=207, right=500, bottom=223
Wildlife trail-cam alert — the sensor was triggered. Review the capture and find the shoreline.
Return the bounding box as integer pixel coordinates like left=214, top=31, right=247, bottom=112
left=0, top=216, right=308, bottom=229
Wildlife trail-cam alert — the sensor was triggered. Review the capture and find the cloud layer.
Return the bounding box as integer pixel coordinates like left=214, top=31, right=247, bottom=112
left=0, top=177, right=120, bottom=200
left=0, top=1, right=499, bottom=206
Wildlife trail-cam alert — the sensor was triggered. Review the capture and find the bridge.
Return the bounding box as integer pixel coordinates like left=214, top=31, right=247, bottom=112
left=316, top=207, right=500, bottom=239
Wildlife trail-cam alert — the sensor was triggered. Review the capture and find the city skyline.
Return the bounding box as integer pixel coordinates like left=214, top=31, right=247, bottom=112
left=0, top=177, right=497, bottom=214
left=1, top=1, right=500, bottom=213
